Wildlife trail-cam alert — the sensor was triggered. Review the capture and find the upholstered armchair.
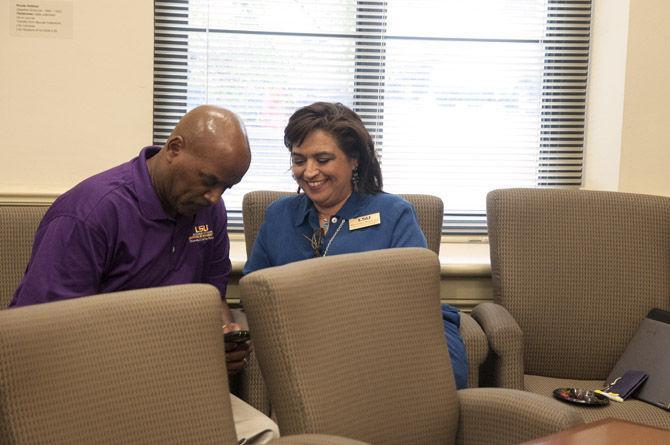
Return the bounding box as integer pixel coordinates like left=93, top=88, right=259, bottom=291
left=238, top=191, right=489, bottom=415
left=0, top=283, right=369, bottom=445
left=472, top=188, right=670, bottom=429
left=240, top=248, right=583, bottom=445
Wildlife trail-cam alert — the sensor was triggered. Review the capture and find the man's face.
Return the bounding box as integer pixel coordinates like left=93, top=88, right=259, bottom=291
left=166, top=144, right=248, bottom=217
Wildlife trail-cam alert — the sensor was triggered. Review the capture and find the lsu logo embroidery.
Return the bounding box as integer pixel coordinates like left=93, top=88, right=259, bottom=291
left=189, top=224, right=214, bottom=243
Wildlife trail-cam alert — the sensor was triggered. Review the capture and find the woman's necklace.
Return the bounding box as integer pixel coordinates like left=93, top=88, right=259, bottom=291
left=320, top=216, right=329, bottom=233
left=303, top=217, right=346, bottom=257
left=314, top=193, right=351, bottom=256
left=321, top=218, right=346, bottom=257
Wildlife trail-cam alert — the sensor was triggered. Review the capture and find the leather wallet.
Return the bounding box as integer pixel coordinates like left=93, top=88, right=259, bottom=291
left=606, top=370, right=649, bottom=400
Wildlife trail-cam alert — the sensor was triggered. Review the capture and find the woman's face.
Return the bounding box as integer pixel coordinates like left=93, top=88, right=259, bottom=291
left=290, top=129, right=358, bottom=213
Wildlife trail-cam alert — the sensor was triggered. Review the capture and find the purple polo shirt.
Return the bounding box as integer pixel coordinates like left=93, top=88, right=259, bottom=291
left=10, top=147, right=231, bottom=307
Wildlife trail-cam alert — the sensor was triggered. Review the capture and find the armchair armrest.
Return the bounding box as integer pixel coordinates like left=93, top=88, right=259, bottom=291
left=470, top=302, right=524, bottom=389
left=456, top=388, right=583, bottom=445
left=459, top=312, right=488, bottom=388
left=269, top=434, right=370, bottom=445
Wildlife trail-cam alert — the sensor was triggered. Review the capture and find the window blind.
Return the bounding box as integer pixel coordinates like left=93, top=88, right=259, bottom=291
left=154, top=0, right=591, bottom=234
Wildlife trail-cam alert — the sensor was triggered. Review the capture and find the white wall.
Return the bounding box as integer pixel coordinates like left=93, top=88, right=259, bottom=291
left=583, top=0, right=670, bottom=197
left=0, top=0, right=153, bottom=199
left=582, top=0, right=629, bottom=191
left=617, top=0, right=670, bottom=196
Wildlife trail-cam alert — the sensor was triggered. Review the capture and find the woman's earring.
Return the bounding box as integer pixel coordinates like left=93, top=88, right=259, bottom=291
left=351, top=168, right=360, bottom=192
left=292, top=173, right=302, bottom=194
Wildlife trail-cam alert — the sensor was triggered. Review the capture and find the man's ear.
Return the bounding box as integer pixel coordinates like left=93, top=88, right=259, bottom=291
left=165, top=136, right=184, bottom=162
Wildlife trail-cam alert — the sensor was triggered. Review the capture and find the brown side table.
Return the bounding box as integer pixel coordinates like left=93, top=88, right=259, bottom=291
left=520, top=418, right=670, bottom=445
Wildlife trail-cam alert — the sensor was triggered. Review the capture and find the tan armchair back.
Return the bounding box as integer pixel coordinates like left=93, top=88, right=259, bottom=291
left=0, top=284, right=239, bottom=444
left=242, top=191, right=443, bottom=255
left=241, top=248, right=459, bottom=444
left=0, top=204, right=49, bottom=308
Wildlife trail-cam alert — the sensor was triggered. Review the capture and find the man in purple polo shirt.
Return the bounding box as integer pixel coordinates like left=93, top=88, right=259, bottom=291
left=10, top=105, right=280, bottom=443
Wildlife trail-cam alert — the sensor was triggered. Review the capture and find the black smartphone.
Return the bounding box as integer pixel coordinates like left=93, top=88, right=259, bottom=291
left=224, top=330, right=251, bottom=343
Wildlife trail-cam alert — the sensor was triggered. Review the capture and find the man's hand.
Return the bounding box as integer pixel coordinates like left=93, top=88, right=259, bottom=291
left=223, top=322, right=252, bottom=375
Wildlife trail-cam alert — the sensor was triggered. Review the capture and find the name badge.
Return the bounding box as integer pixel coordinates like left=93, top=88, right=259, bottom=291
left=349, top=212, right=381, bottom=231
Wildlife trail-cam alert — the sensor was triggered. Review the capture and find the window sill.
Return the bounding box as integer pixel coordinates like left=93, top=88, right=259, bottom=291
left=229, top=233, right=492, bottom=278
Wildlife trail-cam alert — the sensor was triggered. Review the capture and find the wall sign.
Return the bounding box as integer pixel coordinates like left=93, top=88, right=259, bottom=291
left=10, top=1, right=73, bottom=39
